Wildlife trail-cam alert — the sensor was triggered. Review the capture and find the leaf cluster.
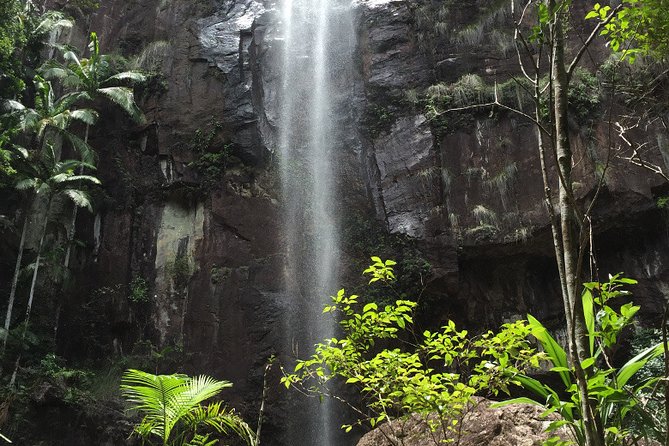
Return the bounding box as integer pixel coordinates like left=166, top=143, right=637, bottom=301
left=589, top=1, right=669, bottom=63
left=282, top=258, right=543, bottom=440
left=121, top=369, right=257, bottom=446
left=502, top=275, right=666, bottom=445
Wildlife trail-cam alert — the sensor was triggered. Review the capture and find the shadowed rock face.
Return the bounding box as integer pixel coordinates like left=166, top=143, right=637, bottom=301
left=8, top=0, right=667, bottom=445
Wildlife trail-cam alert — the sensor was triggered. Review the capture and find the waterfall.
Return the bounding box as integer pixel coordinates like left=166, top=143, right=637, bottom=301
left=276, top=0, right=355, bottom=444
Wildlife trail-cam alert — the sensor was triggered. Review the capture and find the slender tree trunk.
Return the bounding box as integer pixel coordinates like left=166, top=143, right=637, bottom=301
left=63, top=124, right=88, bottom=269
left=55, top=125, right=90, bottom=345
left=9, top=198, right=52, bottom=388
left=23, top=199, right=51, bottom=332
left=2, top=205, right=30, bottom=354
left=550, top=3, right=602, bottom=445
left=662, top=304, right=669, bottom=446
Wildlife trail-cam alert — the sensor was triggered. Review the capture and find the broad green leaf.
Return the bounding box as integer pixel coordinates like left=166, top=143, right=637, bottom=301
left=582, top=289, right=595, bottom=356
left=491, top=397, right=543, bottom=408
left=617, top=342, right=663, bottom=387
left=527, top=314, right=570, bottom=387
left=363, top=303, right=378, bottom=313
left=514, top=374, right=550, bottom=400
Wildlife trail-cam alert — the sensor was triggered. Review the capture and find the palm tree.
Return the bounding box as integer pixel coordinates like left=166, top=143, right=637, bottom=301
left=41, top=32, right=146, bottom=268
left=121, top=369, right=257, bottom=446
left=1, top=77, right=97, bottom=353
left=6, top=146, right=99, bottom=387
left=15, top=145, right=100, bottom=333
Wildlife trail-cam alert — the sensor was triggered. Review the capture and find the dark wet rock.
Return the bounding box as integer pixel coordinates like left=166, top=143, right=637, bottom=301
left=372, top=114, right=435, bottom=238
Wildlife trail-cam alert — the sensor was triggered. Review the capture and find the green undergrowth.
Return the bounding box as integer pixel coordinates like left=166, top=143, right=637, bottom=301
left=423, top=69, right=601, bottom=137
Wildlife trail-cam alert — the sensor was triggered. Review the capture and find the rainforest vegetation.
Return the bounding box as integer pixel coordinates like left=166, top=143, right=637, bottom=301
left=0, top=1, right=668, bottom=445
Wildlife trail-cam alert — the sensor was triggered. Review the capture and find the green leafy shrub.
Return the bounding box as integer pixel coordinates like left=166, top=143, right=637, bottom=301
left=568, top=68, right=601, bottom=123
left=281, top=258, right=543, bottom=442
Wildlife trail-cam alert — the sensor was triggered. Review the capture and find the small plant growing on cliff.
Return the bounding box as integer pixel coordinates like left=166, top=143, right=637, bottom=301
left=281, top=258, right=543, bottom=445
left=169, top=255, right=192, bottom=288
left=128, top=277, right=149, bottom=303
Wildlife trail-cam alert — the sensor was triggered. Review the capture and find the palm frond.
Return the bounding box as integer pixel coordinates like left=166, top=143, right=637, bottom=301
left=120, top=369, right=253, bottom=446
left=58, top=159, right=96, bottom=172
left=106, top=72, right=147, bottom=85
left=10, top=145, right=29, bottom=159
left=54, top=91, right=92, bottom=115
left=97, top=87, right=145, bottom=123
left=50, top=173, right=70, bottom=183
left=218, top=412, right=257, bottom=446
left=19, top=109, right=41, bottom=132
left=49, top=112, right=72, bottom=130
left=62, top=50, right=80, bottom=66
left=31, top=11, right=73, bottom=38
left=185, top=403, right=257, bottom=446
left=41, top=62, right=85, bottom=90
left=40, top=64, right=70, bottom=80
left=121, top=369, right=191, bottom=440
left=2, top=100, right=26, bottom=113
left=59, top=174, right=101, bottom=185
left=167, top=375, right=232, bottom=432
left=175, top=375, right=232, bottom=409
left=63, top=189, right=93, bottom=211
left=69, top=109, right=98, bottom=126
left=42, top=144, right=58, bottom=170
left=14, top=178, right=37, bottom=190
left=62, top=131, right=97, bottom=165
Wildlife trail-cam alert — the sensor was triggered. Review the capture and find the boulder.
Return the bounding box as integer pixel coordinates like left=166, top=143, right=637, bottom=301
left=356, top=399, right=569, bottom=446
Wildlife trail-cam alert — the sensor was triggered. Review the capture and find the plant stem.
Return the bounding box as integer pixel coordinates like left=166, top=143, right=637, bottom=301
left=663, top=304, right=669, bottom=446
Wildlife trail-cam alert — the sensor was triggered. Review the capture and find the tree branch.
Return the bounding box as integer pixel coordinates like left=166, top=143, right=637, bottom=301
left=567, top=5, right=623, bottom=78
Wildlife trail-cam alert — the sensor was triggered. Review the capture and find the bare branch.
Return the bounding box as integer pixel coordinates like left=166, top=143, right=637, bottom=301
left=616, top=121, right=669, bottom=182
left=439, top=101, right=552, bottom=138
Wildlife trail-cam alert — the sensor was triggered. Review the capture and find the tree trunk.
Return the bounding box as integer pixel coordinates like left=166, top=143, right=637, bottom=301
left=56, top=125, right=90, bottom=344
left=10, top=198, right=51, bottom=388
left=662, top=304, right=669, bottom=446
left=2, top=206, right=30, bottom=354
left=550, top=3, right=602, bottom=446
left=63, top=124, right=88, bottom=269
left=23, top=198, right=51, bottom=334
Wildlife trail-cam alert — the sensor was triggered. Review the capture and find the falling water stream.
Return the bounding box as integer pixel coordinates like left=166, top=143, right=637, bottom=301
left=276, top=0, right=355, bottom=444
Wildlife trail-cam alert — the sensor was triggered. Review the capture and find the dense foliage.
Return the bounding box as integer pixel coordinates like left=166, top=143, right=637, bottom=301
left=502, top=276, right=665, bottom=445
left=0, top=0, right=28, bottom=100
left=282, top=259, right=543, bottom=443
left=589, top=0, right=669, bottom=61
left=284, top=260, right=667, bottom=445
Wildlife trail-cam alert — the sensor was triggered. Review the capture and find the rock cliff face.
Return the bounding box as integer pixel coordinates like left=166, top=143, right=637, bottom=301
left=32, top=0, right=669, bottom=444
